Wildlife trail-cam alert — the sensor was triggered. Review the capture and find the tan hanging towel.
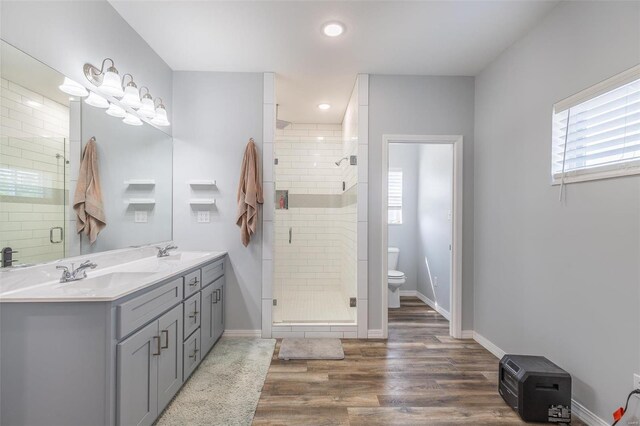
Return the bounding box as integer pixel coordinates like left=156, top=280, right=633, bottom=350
left=73, top=137, right=106, bottom=244
left=236, top=138, right=263, bottom=246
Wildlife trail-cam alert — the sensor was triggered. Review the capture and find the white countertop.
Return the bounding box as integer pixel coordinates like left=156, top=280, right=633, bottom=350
left=0, top=249, right=226, bottom=303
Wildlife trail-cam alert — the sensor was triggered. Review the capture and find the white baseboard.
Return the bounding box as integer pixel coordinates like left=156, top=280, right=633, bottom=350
left=367, top=329, right=384, bottom=339
left=222, top=329, right=262, bottom=337
left=461, top=330, right=474, bottom=339
left=416, top=291, right=451, bottom=321
left=399, top=290, right=417, bottom=297
left=471, top=331, right=607, bottom=426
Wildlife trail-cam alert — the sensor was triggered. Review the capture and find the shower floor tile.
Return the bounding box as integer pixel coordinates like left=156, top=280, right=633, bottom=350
left=273, top=290, right=356, bottom=323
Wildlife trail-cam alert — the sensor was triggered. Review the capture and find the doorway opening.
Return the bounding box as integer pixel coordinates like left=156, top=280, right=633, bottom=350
left=381, top=135, right=463, bottom=338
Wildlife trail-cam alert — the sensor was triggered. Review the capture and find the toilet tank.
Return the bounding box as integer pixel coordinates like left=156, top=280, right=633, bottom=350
left=388, top=247, right=400, bottom=270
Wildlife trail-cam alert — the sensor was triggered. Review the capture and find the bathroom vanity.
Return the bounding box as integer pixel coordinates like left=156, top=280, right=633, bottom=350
left=0, top=247, right=227, bottom=426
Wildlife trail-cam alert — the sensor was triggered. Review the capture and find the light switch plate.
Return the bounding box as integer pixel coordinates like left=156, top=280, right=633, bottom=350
left=634, top=373, right=640, bottom=390
left=134, top=211, right=147, bottom=223
left=197, top=211, right=210, bottom=223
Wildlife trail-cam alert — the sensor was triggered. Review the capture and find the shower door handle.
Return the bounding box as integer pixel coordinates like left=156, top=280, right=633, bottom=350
left=50, top=227, right=64, bottom=244
left=289, top=227, right=292, bottom=244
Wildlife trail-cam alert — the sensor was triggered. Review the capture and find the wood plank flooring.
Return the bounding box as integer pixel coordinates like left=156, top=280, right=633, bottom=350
left=253, top=297, right=583, bottom=425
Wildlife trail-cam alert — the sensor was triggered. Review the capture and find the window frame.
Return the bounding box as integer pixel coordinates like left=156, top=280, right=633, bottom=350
left=551, top=64, right=640, bottom=185
left=388, top=168, right=403, bottom=225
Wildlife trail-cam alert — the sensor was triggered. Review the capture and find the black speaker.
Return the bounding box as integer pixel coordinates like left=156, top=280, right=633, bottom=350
left=499, top=354, right=572, bottom=423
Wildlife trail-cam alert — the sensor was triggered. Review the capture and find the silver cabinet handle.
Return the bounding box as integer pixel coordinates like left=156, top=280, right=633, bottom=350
left=161, top=330, right=169, bottom=349
left=212, top=290, right=218, bottom=304
left=189, top=277, right=199, bottom=286
left=289, top=227, right=292, bottom=244
left=188, top=310, right=199, bottom=319
left=152, top=336, right=161, bottom=356
left=49, top=227, right=63, bottom=244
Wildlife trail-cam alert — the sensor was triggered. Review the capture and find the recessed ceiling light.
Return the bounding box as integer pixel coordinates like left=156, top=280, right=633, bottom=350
left=318, top=103, right=331, bottom=110
left=322, top=22, right=344, bottom=37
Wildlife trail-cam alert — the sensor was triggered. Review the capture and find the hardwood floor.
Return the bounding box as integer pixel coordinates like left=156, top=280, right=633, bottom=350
left=253, top=297, right=582, bottom=425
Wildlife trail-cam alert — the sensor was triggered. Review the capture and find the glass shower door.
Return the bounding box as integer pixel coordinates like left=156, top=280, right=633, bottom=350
left=272, top=124, right=357, bottom=324
left=0, top=136, right=69, bottom=265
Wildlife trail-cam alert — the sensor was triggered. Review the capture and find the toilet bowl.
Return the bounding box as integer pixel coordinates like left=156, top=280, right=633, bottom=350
left=387, top=247, right=406, bottom=309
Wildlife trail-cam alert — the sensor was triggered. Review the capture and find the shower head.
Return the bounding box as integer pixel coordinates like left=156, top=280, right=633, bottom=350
left=335, top=156, right=349, bottom=166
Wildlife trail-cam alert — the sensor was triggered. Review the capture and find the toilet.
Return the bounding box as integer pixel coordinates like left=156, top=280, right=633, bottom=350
left=387, top=247, right=406, bottom=309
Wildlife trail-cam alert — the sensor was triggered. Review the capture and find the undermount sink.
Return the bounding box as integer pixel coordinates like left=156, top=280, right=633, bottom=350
left=160, top=251, right=212, bottom=262
left=56, top=272, right=155, bottom=290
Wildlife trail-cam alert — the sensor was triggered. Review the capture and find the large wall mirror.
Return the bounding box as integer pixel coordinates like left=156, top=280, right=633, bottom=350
left=0, top=40, right=173, bottom=266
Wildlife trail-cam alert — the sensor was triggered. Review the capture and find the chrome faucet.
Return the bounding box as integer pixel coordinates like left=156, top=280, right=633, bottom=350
left=56, top=260, right=98, bottom=283
left=156, top=244, right=178, bottom=258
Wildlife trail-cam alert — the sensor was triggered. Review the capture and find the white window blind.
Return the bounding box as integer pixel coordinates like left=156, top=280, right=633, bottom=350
left=388, top=170, right=403, bottom=224
left=0, top=167, right=44, bottom=198
left=552, top=65, right=640, bottom=183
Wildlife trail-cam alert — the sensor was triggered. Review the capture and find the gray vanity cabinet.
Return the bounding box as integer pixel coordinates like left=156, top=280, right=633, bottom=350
left=157, top=304, right=184, bottom=412
left=116, top=321, right=159, bottom=426
left=117, top=303, right=183, bottom=426
left=0, top=254, right=226, bottom=426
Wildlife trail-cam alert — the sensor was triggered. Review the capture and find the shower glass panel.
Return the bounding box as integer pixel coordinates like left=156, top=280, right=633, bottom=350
left=272, top=124, right=357, bottom=324
left=0, top=136, right=69, bottom=265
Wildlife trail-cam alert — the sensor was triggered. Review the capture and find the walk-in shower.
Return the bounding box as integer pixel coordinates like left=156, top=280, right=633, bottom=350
left=272, top=123, right=358, bottom=324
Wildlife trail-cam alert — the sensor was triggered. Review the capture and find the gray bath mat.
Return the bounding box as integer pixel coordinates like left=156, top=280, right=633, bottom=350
left=156, top=337, right=275, bottom=426
left=278, top=338, right=345, bottom=360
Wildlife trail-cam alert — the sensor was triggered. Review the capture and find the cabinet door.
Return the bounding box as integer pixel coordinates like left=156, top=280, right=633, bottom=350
left=213, top=277, right=225, bottom=341
left=157, top=304, right=183, bottom=413
left=183, top=328, right=201, bottom=380
left=183, top=292, right=201, bottom=339
left=200, top=282, right=216, bottom=355
left=117, top=321, right=159, bottom=426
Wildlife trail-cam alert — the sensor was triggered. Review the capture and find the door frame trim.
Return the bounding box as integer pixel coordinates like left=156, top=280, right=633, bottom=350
left=381, top=134, right=463, bottom=339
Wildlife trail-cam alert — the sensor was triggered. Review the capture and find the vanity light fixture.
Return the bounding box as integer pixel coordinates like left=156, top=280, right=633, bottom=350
left=322, top=22, right=345, bottom=37
left=105, top=103, right=127, bottom=118
left=84, top=58, right=124, bottom=98
left=151, top=98, right=170, bottom=127
left=123, top=112, right=143, bottom=126
left=120, top=74, right=142, bottom=109
left=137, top=87, right=156, bottom=118
left=318, top=103, right=331, bottom=110
left=85, top=91, right=109, bottom=108
left=58, top=77, right=89, bottom=97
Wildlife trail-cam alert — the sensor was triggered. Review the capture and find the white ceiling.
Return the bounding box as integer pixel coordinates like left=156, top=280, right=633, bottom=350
left=110, top=0, right=558, bottom=124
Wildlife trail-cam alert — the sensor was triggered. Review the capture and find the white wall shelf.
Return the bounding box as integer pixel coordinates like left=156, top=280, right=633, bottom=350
left=189, top=199, right=216, bottom=205
left=127, top=198, right=156, bottom=204
left=188, top=180, right=216, bottom=186
left=124, top=179, right=156, bottom=186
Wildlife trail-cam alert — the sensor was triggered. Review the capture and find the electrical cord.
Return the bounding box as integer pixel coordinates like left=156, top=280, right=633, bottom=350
left=612, top=389, right=640, bottom=425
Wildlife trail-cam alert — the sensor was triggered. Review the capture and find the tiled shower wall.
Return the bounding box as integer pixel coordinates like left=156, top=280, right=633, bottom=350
left=273, top=123, right=358, bottom=323
left=0, top=78, right=69, bottom=263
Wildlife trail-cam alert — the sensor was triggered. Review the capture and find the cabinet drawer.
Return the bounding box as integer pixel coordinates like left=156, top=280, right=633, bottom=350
left=202, top=260, right=224, bottom=287
left=183, top=328, right=201, bottom=380
left=184, top=269, right=202, bottom=297
left=117, top=278, right=183, bottom=339
left=183, top=292, right=201, bottom=340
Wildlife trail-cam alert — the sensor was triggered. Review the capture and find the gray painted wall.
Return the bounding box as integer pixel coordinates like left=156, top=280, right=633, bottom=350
left=172, top=72, right=263, bottom=332
left=388, top=144, right=419, bottom=291
left=417, top=144, right=453, bottom=313
left=0, top=0, right=173, bottom=130
left=474, top=1, right=640, bottom=420
left=369, top=75, right=475, bottom=331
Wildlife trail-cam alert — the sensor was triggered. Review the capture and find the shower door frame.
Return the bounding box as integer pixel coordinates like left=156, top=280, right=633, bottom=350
left=381, top=134, right=464, bottom=339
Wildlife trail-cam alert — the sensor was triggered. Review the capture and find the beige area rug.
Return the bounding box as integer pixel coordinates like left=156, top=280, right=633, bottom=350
left=156, top=337, right=276, bottom=426
left=278, top=338, right=345, bottom=360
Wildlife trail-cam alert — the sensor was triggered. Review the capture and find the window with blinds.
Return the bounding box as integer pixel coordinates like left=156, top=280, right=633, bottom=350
left=552, top=65, right=640, bottom=184
left=0, top=167, right=44, bottom=198
left=388, top=169, right=403, bottom=224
